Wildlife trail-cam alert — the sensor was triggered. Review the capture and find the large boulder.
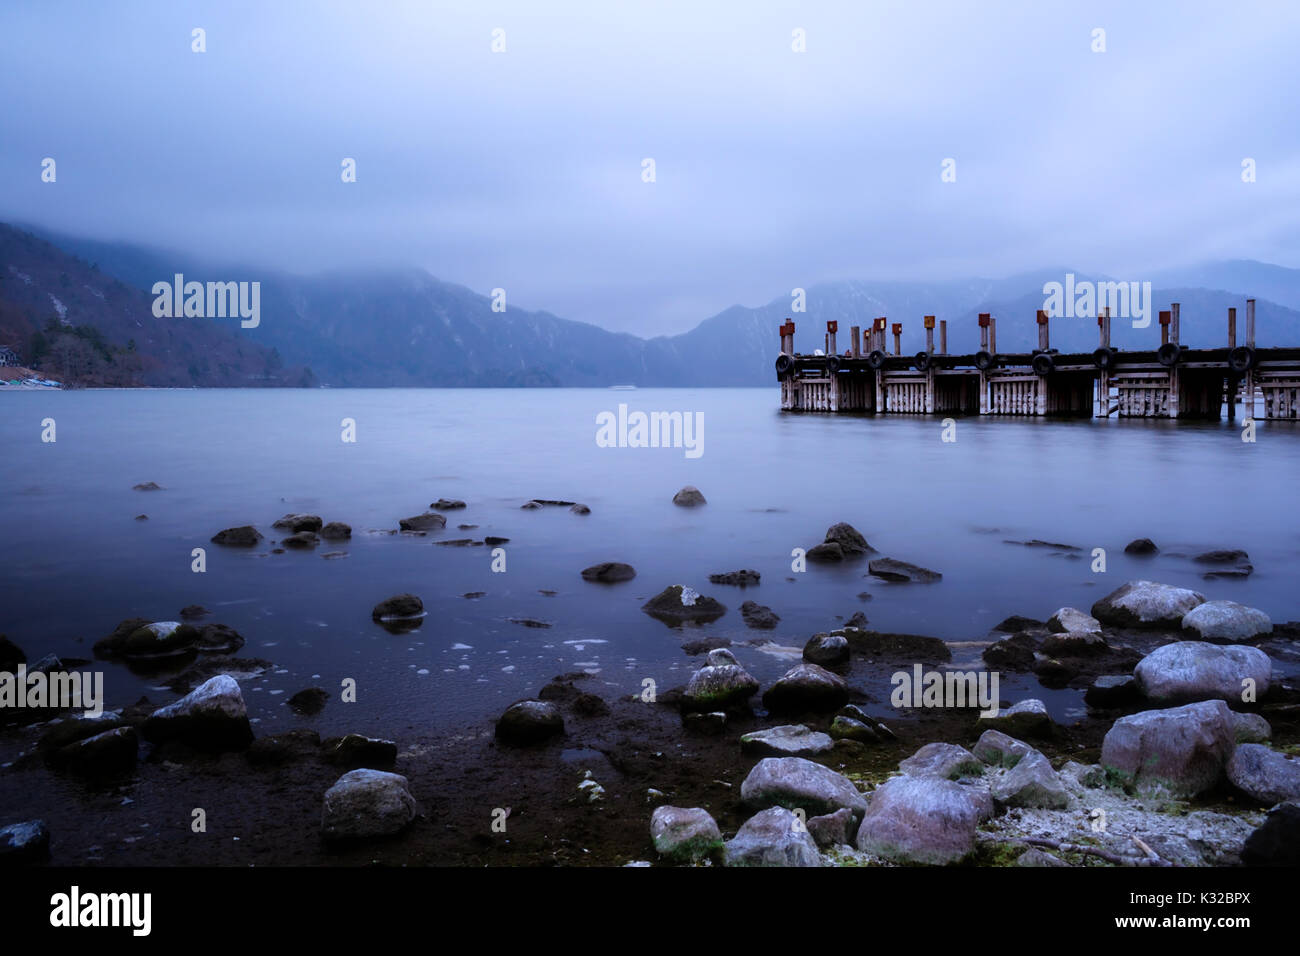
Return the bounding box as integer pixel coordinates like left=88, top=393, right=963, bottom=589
left=672, top=486, right=706, bottom=507
left=682, top=651, right=759, bottom=711
left=806, top=807, right=857, bottom=848
left=141, top=674, right=254, bottom=751
left=855, top=776, right=993, bottom=865
left=1090, top=580, right=1205, bottom=628
left=740, top=756, right=868, bottom=819
left=641, top=585, right=726, bottom=625
left=723, top=807, right=821, bottom=867
left=823, top=522, right=872, bottom=556
left=650, top=806, right=722, bottom=863
left=740, top=724, right=834, bottom=758
left=495, top=700, right=564, bottom=746
left=761, top=662, right=849, bottom=714
left=1226, top=744, right=1300, bottom=805
left=1124, top=538, right=1158, bottom=555
left=1100, top=700, right=1235, bottom=797
left=803, top=633, right=849, bottom=667
left=899, top=742, right=984, bottom=780
left=321, top=769, right=418, bottom=841
left=1181, top=601, right=1273, bottom=643
left=972, top=730, right=1034, bottom=768
left=1134, top=641, right=1272, bottom=705
left=868, top=557, right=942, bottom=583
left=990, top=750, right=1070, bottom=809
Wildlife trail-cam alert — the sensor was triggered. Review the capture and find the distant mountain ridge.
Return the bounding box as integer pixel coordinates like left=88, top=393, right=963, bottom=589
left=7, top=221, right=1300, bottom=387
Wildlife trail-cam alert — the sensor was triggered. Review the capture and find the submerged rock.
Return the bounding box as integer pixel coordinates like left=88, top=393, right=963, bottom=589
left=210, top=525, right=262, bottom=547
left=823, top=522, right=872, bottom=556
left=495, top=700, right=564, bottom=746
left=570, top=503, right=591, bottom=515
left=321, top=769, right=418, bottom=842
left=761, top=662, right=849, bottom=714
left=282, top=531, right=320, bottom=549
left=1134, top=641, right=1272, bottom=705
left=641, top=585, right=726, bottom=625
left=723, top=807, right=821, bottom=867
left=1124, top=537, right=1159, bottom=555
left=672, top=486, right=706, bottom=507
left=650, top=806, right=722, bottom=863
left=141, top=674, right=254, bottom=751
left=580, top=562, right=636, bottom=583
left=1091, top=580, right=1205, bottom=628
left=320, top=522, right=352, bottom=540
left=431, top=498, right=466, bottom=510
left=740, top=756, right=868, bottom=819
left=1100, top=699, right=1235, bottom=797
left=709, top=569, right=760, bottom=587
left=868, top=557, right=942, bottom=582
left=273, top=513, right=322, bottom=532
left=371, top=593, right=424, bottom=621
left=740, top=600, right=780, bottom=629
left=805, top=542, right=844, bottom=562
left=398, top=513, right=446, bottom=531
left=132, top=481, right=162, bottom=491
left=1181, top=601, right=1272, bottom=643
left=855, top=776, right=992, bottom=865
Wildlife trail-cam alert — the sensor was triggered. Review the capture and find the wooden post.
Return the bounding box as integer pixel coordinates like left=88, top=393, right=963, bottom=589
left=827, top=320, right=838, bottom=356
left=1171, top=302, right=1180, bottom=346
left=1103, top=306, right=1111, bottom=348
left=1228, top=307, right=1237, bottom=348
left=1159, top=310, right=1171, bottom=345
left=850, top=325, right=861, bottom=358
left=989, top=317, right=997, bottom=353
left=940, top=320, right=948, bottom=354
left=924, top=315, right=935, bottom=354
left=1246, top=298, right=1256, bottom=347
left=892, top=323, right=902, bottom=355
left=1037, top=310, right=1049, bottom=351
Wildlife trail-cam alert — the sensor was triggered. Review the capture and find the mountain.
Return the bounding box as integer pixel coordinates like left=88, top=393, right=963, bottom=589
left=0, top=224, right=312, bottom=387
left=13, top=222, right=1300, bottom=387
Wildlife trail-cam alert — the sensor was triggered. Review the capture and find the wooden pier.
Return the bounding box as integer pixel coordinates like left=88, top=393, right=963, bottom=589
left=775, top=299, right=1300, bottom=420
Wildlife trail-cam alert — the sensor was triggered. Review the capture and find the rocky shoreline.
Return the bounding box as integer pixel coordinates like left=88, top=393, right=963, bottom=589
left=2, top=504, right=1299, bottom=867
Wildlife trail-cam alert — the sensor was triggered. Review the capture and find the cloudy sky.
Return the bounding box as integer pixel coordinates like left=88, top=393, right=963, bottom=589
left=2, top=0, right=1298, bottom=335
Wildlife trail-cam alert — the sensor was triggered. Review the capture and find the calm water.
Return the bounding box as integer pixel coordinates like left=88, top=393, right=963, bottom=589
left=2, top=388, right=1298, bottom=736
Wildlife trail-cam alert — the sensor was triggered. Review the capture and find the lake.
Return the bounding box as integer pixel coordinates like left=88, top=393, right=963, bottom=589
left=2, top=387, right=1297, bottom=738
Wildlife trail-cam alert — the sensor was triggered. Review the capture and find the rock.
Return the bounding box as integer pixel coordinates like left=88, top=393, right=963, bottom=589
left=179, top=605, right=208, bottom=620
left=1194, top=549, right=1250, bottom=564
left=1041, top=630, right=1107, bottom=656
left=135, top=514, right=148, bottom=520
left=1241, top=801, right=1300, bottom=866
left=823, top=522, right=872, bottom=556
left=1084, top=674, right=1141, bottom=709
left=431, top=498, right=465, bottom=510
left=495, top=700, right=564, bottom=745
left=682, top=656, right=760, bottom=712
left=141, top=674, right=254, bottom=751
left=133, top=481, right=162, bottom=491
left=1047, top=607, right=1102, bottom=634
left=1203, top=565, right=1253, bottom=580
left=973, top=730, right=1035, bottom=768
left=762, top=662, right=849, bottom=714
left=287, top=687, right=329, bottom=715
left=807, top=807, right=857, bottom=848
left=0, top=820, right=49, bottom=864
left=0, top=635, right=25, bottom=671
left=1181, top=601, right=1273, bottom=643
left=398, top=513, right=446, bottom=531
left=282, top=531, right=319, bottom=549
left=193, top=622, right=244, bottom=653
left=580, top=562, right=636, bottom=583
left=641, top=585, right=726, bottom=625
left=708, top=569, right=760, bottom=587
left=1226, top=744, right=1300, bottom=805
left=992, top=615, right=1044, bottom=633
left=841, top=628, right=951, bottom=662
left=844, top=611, right=868, bottom=629
left=1232, top=712, right=1272, bottom=743
left=483, top=536, right=509, bottom=546
left=899, top=742, right=984, bottom=780
left=672, top=486, right=706, bottom=507
left=650, top=806, right=722, bottom=863
left=49, top=726, right=138, bottom=777
left=371, top=593, right=424, bottom=621
left=683, top=711, right=728, bottom=735
left=321, top=769, right=418, bottom=841
left=120, top=621, right=198, bottom=659
left=977, top=699, right=1052, bottom=738
left=868, top=557, right=942, bottom=582
left=983, top=632, right=1037, bottom=670
left=1016, top=847, right=1070, bottom=866
left=246, top=729, right=321, bottom=767
left=1134, top=641, right=1272, bottom=705
left=991, top=750, right=1069, bottom=808
left=273, top=513, right=322, bottom=532
left=740, top=601, right=780, bottom=629
left=802, top=632, right=849, bottom=667
left=323, top=733, right=398, bottom=768
left=723, top=807, right=821, bottom=867
left=520, top=500, right=543, bottom=510
left=805, top=542, right=844, bottom=562
left=740, top=756, right=868, bottom=819
left=573, top=692, right=609, bottom=717
left=38, top=713, right=128, bottom=755
left=570, top=503, right=590, bottom=515
left=1124, top=538, right=1159, bottom=555
left=740, top=724, right=834, bottom=758
left=1101, top=700, right=1236, bottom=797
left=829, top=715, right=878, bottom=743
left=210, top=525, right=262, bottom=547
left=320, top=522, right=352, bottom=540
left=1091, top=580, right=1206, bottom=628
left=855, top=776, right=993, bottom=865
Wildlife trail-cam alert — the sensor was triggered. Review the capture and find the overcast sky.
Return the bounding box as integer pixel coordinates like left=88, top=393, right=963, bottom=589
left=2, top=0, right=1298, bottom=335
